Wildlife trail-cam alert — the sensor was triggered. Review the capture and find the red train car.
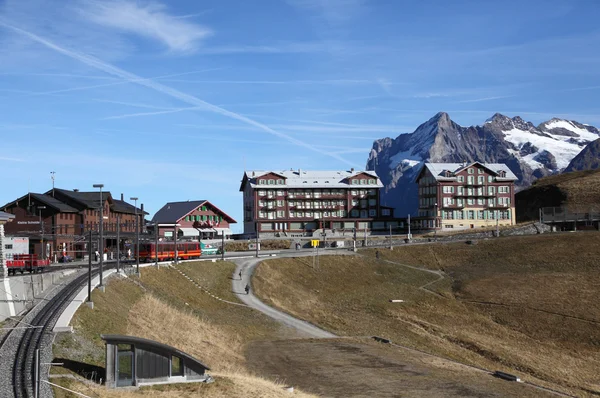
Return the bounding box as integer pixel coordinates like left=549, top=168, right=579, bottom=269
left=136, top=241, right=202, bottom=262
left=8, top=254, right=50, bottom=275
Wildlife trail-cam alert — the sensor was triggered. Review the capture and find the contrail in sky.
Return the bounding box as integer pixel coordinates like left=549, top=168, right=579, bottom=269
left=0, top=20, right=357, bottom=167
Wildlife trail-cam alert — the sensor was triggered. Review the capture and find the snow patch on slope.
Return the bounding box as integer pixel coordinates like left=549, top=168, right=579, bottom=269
left=389, top=148, right=422, bottom=170
left=545, top=120, right=599, bottom=143
left=503, top=128, right=582, bottom=170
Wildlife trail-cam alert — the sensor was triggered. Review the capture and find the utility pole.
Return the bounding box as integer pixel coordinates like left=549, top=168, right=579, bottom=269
left=352, top=227, right=357, bottom=252
left=407, top=214, right=411, bottom=240
left=116, top=214, right=120, bottom=273
left=174, top=225, right=178, bottom=264
left=50, top=171, right=56, bottom=197
left=434, top=202, right=438, bottom=241
left=389, top=224, right=393, bottom=250
left=155, top=225, right=159, bottom=268
left=93, top=184, right=104, bottom=288
left=539, top=208, right=542, bottom=224
left=130, top=197, right=140, bottom=274
left=255, top=221, right=259, bottom=258
left=38, top=206, right=46, bottom=259
left=221, top=231, right=225, bottom=261
left=86, top=230, right=93, bottom=308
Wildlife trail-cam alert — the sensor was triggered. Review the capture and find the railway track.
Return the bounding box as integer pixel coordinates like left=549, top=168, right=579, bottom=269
left=10, top=268, right=100, bottom=398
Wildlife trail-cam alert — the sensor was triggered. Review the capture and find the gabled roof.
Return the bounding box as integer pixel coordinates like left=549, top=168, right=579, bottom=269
left=47, top=188, right=112, bottom=209
left=152, top=200, right=236, bottom=224
left=1, top=193, right=79, bottom=213
left=416, top=162, right=518, bottom=182
left=112, top=199, right=148, bottom=215
left=240, top=169, right=382, bottom=191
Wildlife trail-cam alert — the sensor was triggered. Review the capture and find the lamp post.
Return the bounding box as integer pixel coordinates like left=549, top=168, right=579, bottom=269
left=434, top=202, right=438, bottom=240
left=130, top=197, right=140, bottom=275
left=38, top=206, right=46, bottom=259
left=93, top=184, right=104, bottom=287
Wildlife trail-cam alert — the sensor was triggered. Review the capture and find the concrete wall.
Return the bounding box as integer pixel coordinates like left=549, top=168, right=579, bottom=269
left=0, top=269, right=77, bottom=322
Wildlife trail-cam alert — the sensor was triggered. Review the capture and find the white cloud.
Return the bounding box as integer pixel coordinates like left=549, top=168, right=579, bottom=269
left=78, top=0, right=212, bottom=53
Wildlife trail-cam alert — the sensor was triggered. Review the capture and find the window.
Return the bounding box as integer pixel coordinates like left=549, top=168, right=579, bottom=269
left=351, top=209, right=359, bottom=217
left=488, top=175, right=493, bottom=183
left=477, top=176, right=484, bottom=184
left=478, top=210, right=484, bottom=219
left=382, top=209, right=391, bottom=216
left=467, top=198, right=474, bottom=205
left=369, top=179, right=376, bottom=184
left=468, top=168, right=474, bottom=174
left=458, top=175, right=464, bottom=182
left=277, top=210, right=285, bottom=217
left=277, top=179, right=283, bottom=185
left=467, top=176, right=474, bottom=185
left=171, top=356, right=183, bottom=377
left=352, top=180, right=358, bottom=185
left=368, top=199, right=376, bottom=206
left=477, top=198, right=484, bottom=205
left=268, top=179, right=274, bottom=185
left=369, top=209, right=377, bottom=217
left=478, top=168, right=484, bottom=174
left=467, top=210, right=475, bottom=219
left=258, top=190, right=266, bottom=196
left=259, top=180, right=266, bottom=185
left=457, top=186, right=464, bottom=195
left=4, top=244, right=13, bottom=250
left=488, top=186, right=495, bottom=195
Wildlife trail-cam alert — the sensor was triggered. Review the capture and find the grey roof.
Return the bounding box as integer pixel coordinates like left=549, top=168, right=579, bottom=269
left=101, top=334, right=210, bottom=371
left=0, top=211, right=15, bottom=222
left=29, top=193, right=79, bottom=212
left=242, top=169, right=383, bottom=189
left=152, top=200, right=236, bottom=224
left=419, top=162, right=518, bottom=182
left=152, top=200, right=207, bottom=224
left=112, top=199, right=148, bottom=215
left=50, top=188, right=111, bottom=209
left=1, top=193, right=79, bottom=213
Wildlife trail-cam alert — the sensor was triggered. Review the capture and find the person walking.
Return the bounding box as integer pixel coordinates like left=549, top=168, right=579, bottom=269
left=238, top=270, right=242, bottom=280
left=245, top=284, right=250, bottom=295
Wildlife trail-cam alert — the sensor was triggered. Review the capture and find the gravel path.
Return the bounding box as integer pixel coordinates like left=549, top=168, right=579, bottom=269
left=231, top=252, right=354, bottom=339
left=0, top=269, right=86, bottom=398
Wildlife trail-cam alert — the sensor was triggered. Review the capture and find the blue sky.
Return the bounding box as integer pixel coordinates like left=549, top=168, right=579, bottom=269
left=1, top=0, right=599, bottom=231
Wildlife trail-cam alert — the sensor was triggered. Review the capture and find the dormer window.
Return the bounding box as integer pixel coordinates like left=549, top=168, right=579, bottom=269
left=498, top=170, right=506, bottom=177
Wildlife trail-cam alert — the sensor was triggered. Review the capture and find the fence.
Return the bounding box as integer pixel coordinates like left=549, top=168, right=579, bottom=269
left=541, top=207, right=600, bottom=223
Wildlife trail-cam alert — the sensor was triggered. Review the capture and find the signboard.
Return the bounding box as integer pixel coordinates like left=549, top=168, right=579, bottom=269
left=311, top=239, right=320, bottom=248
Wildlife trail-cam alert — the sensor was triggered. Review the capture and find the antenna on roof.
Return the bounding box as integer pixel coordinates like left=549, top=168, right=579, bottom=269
left=51, top=171, right=56, bottom=197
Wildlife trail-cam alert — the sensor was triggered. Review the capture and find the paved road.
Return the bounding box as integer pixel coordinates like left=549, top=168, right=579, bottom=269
left=232, top=252, right=353, bottom=338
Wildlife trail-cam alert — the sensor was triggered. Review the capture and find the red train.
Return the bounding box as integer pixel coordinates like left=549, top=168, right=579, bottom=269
left=6, top=254, right=50, bottom=275
left=136, top=242, right=202, bottom=262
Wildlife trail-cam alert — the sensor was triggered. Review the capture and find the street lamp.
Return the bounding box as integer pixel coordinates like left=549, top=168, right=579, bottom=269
left=93, top=184, right=104, bottom=287
left=130, top=197, right=140, bottom=275
left=434, top=202, right=438, bottom=240
left=38, top=206, right=46, bottom=260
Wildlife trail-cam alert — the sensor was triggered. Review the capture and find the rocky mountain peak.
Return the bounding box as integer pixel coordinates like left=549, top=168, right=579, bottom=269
left=366, top=111, right=600, bottom=217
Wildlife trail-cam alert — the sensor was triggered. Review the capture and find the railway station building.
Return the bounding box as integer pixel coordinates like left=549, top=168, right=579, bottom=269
left=151, top=200, right=236, bottom=240
left=0, top=189, right=147, bottom=260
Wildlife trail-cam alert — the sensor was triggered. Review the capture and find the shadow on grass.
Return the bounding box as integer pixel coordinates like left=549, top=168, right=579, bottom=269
left=54, top=358, right=106, bottom=384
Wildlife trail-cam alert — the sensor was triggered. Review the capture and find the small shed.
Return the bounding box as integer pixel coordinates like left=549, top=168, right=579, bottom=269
left=101, top=335, right=211, bottom=388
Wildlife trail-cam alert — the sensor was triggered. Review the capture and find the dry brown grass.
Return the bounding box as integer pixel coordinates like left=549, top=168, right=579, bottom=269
left=53, top=263, right=316, bottom=398
left=253, top=234, right=600, bottom=396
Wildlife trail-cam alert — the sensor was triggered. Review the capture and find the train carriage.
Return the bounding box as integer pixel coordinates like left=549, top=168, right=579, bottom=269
left=136, top=241, right=202, bottom=262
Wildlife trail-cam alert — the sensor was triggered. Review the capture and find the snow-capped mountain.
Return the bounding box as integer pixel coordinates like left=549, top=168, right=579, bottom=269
left=366, top=112, right=600, bottom=216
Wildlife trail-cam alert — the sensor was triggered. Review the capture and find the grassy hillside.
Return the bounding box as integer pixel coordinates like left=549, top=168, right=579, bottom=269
left=253, top=233, right=600, bottom=397
left=52, top=262, right=316, bottom=398
left=516, top=169, right=600, bottom=220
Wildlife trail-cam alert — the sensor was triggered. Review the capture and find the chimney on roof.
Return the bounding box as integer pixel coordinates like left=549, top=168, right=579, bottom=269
left=252, top=171, right=255, bottom=177
left=298, top=168, right=302, bottom=175
left=350, top=168, right=354, bottom=173
left=121, top=193, right=124, bottom=201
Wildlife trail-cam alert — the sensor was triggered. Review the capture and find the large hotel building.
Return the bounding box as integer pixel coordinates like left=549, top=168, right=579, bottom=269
left=415, top=162, right=517, bottom=230
left=240, top=169, right=394, bottom=236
